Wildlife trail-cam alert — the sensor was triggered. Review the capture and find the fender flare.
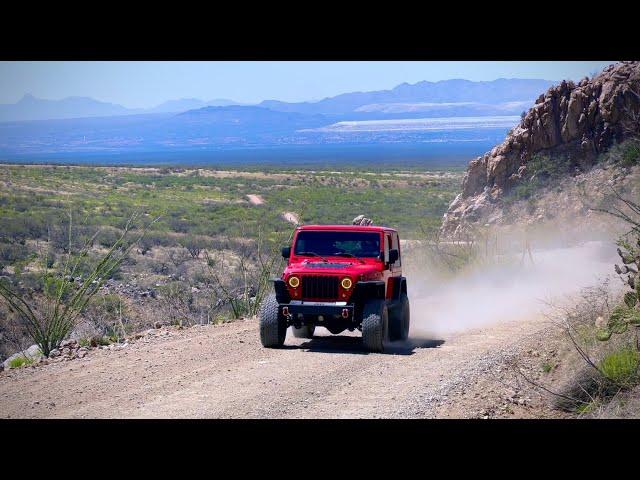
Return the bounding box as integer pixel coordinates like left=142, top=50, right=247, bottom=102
left=272, top=278, right=291, bottom=303
left=350, top=281, right=386, bottom=304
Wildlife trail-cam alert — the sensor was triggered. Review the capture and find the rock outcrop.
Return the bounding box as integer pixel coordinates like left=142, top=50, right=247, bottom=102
left=441, top=61, right=640, bottom=237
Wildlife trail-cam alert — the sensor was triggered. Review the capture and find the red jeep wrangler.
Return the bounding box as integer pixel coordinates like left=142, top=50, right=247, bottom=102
left=259, top=224, right=410, bottom=352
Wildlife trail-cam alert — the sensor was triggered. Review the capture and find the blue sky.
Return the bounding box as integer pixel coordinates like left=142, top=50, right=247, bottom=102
left=0, top=61, right=615, bottom=108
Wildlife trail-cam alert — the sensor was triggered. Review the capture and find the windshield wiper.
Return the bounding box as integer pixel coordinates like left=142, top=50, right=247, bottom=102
left=332, top=252, right=365, bottom=264
left=297, top=251, right=329, bottom=262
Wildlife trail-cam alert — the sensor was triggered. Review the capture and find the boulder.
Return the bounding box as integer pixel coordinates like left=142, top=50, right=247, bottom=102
left=2, top=344, right=43, bottom=369
left=441, top=61, right=640, bottom=236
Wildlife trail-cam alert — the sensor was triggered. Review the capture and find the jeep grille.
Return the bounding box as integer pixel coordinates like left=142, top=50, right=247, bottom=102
left=301, top=275, right=339, bottom=300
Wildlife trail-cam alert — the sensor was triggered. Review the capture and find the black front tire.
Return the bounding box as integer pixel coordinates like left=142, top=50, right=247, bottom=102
left=259, top=294, right=287, bottom=348
left=389, top=293, right=410, bottom=341
left=361, top=300, right=388, bottom=353
left=291, top=325, right=315, bottom=338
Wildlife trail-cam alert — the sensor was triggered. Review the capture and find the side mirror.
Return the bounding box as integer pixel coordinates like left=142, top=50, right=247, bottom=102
left=388, top=249, right=399, bottom=264
left=281, top=246, right=291, bottom=259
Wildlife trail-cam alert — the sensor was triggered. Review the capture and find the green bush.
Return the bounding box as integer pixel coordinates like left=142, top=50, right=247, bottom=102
left=507, top=153, right=573, bottom=201
left=9, top=355, right=34, bottom=368
left=0, top=243, right=31, bottom=264
left=599, top=347, right=639, bottom=387
left=511, top=181, right=538, bottom=201
left=621, top=141, right=640, bottom=167
left=527, top=153, right=572, bottom=181
left=90, top=335, right=112, bottom=347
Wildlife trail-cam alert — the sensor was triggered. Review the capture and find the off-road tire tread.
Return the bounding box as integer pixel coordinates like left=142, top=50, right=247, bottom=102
left=362, top=300, right=386, bottom=352
left=259, top=294, right=286, bottom=348
left=389, top=293, right=410, bottom=341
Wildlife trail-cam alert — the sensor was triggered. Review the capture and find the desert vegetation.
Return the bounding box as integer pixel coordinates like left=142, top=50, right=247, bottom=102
left=0, top=164, right=462, bottom=360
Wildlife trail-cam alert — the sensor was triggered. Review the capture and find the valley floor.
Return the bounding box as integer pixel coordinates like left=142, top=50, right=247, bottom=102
left=0, top=314, right=565, bottom=419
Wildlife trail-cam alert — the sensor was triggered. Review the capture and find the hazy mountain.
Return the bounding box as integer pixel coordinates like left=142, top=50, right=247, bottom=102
left=0, top=78, right=554, bottom=122
left=0, top=104, right=517, bottom=158
left=0, top=94, right=134, bottom=122
left=148, top=98, right=242, bottom=113
left=260, top=78, right=556, bottom=115
left=205, top=98, right=244, bottom=107
left=0, top=95, right=243, bottom=122
left=0, top=78, right=555, bottom=156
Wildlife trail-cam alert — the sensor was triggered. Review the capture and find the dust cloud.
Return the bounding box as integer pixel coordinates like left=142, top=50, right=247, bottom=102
left=405, top=230, right=621, bottom=339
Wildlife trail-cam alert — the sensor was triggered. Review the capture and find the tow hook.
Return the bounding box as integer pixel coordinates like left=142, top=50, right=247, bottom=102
left=341, top=308, right=349, bottom=319
left=282, top=306, right=292, bottom=319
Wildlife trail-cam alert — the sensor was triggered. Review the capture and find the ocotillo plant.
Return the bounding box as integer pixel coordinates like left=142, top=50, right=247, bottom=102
left=0, top=211, right=154, bottom=356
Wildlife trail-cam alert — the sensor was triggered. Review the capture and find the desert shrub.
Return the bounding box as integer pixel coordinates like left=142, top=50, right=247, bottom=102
left=180, top=235, right=205, bottom=259
left=158, top=281, right=199, bottom=326
left=168, top=247, right=191, bottom=268
left=166, top=215, right=192, bottom=234
left=148, top=258, right=171, bottom=275
left=510, top=153, right=573, bottom=201
left=0, top=216, right=47, bottom=244
left=81, top=294, right=128, bottom=339
left=9, top=355, right=34, bottom=368
left=96, top=227, right=123, bottom=248
left=53, top=250, right=123, bottom=282
left=511, top=181, right=538, bottom=201
left=137, top=236, right=154, bottom=255
left=0, top=243, right=31, bottom=265
left=600, top=346, right=639, bottom=387
left=620, top=140, right=640, bottom=167
left=143, top=231, right=175, bottom=248
left=204, top=225, right=292, bottom=319
left=0, top=213, right=148, bottom=356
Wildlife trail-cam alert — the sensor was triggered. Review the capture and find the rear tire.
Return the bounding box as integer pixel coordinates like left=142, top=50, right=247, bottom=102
left=361, top=300, right=388, bottom=353
left=389, top=293, right=410, bottom=341
left=291, top=325, right=315, bottom=338
left=259, top=294, right=287, bottom=348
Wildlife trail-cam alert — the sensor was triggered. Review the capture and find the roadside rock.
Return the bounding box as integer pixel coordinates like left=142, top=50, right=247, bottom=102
left=60, top=339, right=77, bottom=348
left=2, top=344, right=44, bottom=369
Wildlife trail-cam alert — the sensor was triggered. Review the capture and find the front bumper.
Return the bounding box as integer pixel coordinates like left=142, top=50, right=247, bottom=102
left=280, top=300, right=355, bottom=325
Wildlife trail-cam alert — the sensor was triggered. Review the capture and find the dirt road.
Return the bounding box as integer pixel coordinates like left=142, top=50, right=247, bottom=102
left=246, top=194, right=265, bottom=205
left=0, top=314, right=555, bottom=419
left=282, top=211, right=299, bottom=225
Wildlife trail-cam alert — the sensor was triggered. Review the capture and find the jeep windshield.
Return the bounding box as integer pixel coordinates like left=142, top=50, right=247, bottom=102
left=293, top=231, right=381, bottom=258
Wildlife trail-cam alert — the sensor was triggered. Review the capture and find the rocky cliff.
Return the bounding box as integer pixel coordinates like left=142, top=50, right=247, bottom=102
left=441, top=61, right=640, bottom=237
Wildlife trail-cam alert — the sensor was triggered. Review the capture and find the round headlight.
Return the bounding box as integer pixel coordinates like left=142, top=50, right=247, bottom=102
left=341, top=277, right=353, bottom=290
left=288, top=276, right=300, bottom=288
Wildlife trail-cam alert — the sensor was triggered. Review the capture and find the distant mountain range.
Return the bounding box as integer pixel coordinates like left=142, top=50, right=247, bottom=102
left=258, top=78, right=555, bottom=115
left=0, top=77, right=561, bottom=159
left=0, top=94, right=243, bottom=122
left=0, top=78, right=555, bottom=122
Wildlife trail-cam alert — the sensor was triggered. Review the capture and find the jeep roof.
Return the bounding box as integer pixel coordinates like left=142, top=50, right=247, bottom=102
left=296, top=224, right=397, bottom=233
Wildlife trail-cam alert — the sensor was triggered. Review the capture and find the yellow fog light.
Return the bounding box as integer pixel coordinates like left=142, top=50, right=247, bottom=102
left=288, top=276, right=300, bottom=288
left=341, top=277, right=353, bottom=290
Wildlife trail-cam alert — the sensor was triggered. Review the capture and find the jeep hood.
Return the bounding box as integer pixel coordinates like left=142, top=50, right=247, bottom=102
left=284, top=259, right=382, bottom=278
